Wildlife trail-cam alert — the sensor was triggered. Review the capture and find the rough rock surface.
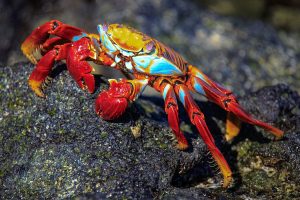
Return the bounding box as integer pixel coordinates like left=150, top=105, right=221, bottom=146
left=0, top=63, right=299, bottom=199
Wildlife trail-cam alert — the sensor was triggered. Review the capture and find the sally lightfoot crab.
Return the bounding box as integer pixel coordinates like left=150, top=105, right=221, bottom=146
left=21, top=20, right=283, bottom=188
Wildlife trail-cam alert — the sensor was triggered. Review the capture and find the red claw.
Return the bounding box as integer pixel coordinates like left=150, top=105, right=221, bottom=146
left=82, top=74, right=95, bottom=93
left=95, top=80, right=132, bottom=120
left=21, top=21, right=54, bottom=64
left=66, top=38, right=97, bottom=93
left=21, top=20, right=84, bottom=64
left=95, top=91, right=128, bottom=120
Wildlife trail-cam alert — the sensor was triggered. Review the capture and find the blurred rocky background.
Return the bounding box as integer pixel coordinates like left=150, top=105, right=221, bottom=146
left=0, top=0, right=299, bottom=95
left=0, top=0, right=300, bottom=199
left=199, top=0, right=300, bottom=31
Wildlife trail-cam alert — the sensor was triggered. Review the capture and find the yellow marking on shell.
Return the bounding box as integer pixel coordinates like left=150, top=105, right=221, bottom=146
left=87, top=34, right=101, bottom=60
left=107, top=24, right=152, bottom=52
left=88, top=33, right=100, bottom=41
left=88, top=43, right=97, bottom=60
left=108, top=79, right=118, bottom=85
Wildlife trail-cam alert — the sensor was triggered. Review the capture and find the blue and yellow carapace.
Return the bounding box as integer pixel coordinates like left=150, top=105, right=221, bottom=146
left=21, top=20, right=284, bottom=188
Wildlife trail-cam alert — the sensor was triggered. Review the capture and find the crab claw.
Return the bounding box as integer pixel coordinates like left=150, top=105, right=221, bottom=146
left=95, top=91, right=128, bottom=120
left=21, top=20, right=83, bottom=64
left=21, top=21, right=58, bottom=64
left=81, top=73, right=95, bottom=93
left=95, top=79, right=132, bottom=120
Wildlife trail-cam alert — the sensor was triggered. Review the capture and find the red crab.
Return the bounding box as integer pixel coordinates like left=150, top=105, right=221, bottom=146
left=21, top=20, right=283, bottom=187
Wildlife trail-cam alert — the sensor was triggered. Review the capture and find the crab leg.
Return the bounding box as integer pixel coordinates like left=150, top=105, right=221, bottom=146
left=95, top=79, right=148, bottom=120
left=187, top=65, right=242, bottom=140
left=29, top=37, right=98, bottom=97
left=65, top=38, right=98, bottom=94
left=225, top=112, right=241, bottom=141
left=154, top=82, right=189, bottom=150
left=174, top=84, right=232, bottom=188
left=21, top=20, right=85, bottom=64
left=28, top=49, right=58, bottom=97
left=187, top=69, right=283, bottom=140
left=28, top=43, right=72, bottom=97
left=188, top=65, right=233, bottom=95
left=40, top=37, right=68, bottom=55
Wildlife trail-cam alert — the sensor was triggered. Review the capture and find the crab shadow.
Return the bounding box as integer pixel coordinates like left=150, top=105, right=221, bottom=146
left=138, top=94, right=281, bottom=191
left=49, top=63, right=279, bottom=191
left=49, top=63, right=108, bottom=92
left=48, top=63, right=142, bottom=125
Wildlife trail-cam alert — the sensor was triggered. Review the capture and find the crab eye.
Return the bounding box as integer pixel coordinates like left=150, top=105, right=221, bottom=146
left=145, top=41, right=155, bottom=52
left=103, top=24, right=108, bottom=32
left=97, top=25, right=106, bottom=34
left=97, top=24, right=117, bottom=53
left=52, top=21, right=59, bottom=30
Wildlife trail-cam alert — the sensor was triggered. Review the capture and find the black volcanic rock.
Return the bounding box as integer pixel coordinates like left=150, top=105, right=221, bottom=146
left=0, top=62, right=299, bottom=199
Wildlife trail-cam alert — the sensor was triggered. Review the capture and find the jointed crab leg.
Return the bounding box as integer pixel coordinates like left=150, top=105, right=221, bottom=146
left=174, top=84, right=232, bottom=188
left=187, top=66, right=283, bottom=140
left=29, top=38, right=97, bottom=97
left=28, top=43, right=74, bottom=97
left=40, top=37, right=68, bottom=55
left=154, top=82, right=189, bottom=150
left=188, top=65, right=233, bottom=96
left=28, top=49, right=58, bottom=97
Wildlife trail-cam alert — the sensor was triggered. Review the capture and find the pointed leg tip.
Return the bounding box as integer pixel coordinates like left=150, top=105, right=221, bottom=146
left=176, top=142, right=189, bottom=151
left=83, top=74, right=95, bottom=93
left=225, top=134, right=234, bottom=142
left=256, top=121, right=284, bottom=140
left=32, top=89, right=45, bottom=98
left=225, top=112, right=242, bottom=141
left=222, top=175, right=233, bottom=188
left=21, top=39, right=39, bottom=63
left=273, top=129, right=284, bottom=140
left=226, top=102, right=285, bottom=140
left=28, top=79, right=45, bottom=98
left=225, top=127, right=240, bottom=141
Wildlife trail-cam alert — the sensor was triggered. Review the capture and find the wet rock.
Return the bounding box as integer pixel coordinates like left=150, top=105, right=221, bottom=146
left=232, top=84, right=300, bottom=199
left=0, top=62, right=299, bottom=199
left=0, top=63, right=207, bottom=199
